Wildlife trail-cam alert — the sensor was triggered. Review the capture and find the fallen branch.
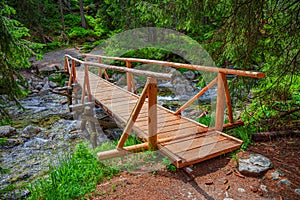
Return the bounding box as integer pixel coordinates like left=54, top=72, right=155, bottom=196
left=252, top=130, right=300, bottom=142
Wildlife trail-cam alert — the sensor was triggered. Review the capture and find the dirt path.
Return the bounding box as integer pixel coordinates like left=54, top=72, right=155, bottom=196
left=87, top=137, right=300, bottom=200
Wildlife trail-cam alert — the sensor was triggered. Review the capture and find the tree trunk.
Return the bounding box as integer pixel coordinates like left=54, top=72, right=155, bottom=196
left=58, top=0, right=65, bottom=32
left=79, top=0, right=87, bottom=28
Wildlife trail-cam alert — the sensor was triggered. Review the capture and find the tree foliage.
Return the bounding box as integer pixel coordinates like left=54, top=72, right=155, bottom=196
left=0, top=2, right=38, bottom=121
left=2, top=0, right=299, bottom=129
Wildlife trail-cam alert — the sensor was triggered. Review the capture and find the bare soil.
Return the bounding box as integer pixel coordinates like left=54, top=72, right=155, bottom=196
left=87, top=136, right=300, bottom=200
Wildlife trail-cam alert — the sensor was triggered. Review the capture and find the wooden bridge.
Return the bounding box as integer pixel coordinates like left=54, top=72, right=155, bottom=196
left=64, top=54, right=265, bottom=168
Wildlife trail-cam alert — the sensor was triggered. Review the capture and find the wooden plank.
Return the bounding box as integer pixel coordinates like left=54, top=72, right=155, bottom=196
left=180, top=139, right=241, bottom=162
left=162, top=133, right=227, bottom=155
left=175, top=139, right=242, bottom=168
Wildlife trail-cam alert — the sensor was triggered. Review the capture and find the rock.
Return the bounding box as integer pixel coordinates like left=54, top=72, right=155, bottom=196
left=35, top=84, right=43, bottom=90
left=223, top=198, right=233, bottom=200
left=238, top=154, right=273, bottom=176
left=104, top=128, right=123, bottom=140
left=238, top=188, right=246, bottom=193
left=277, top=179, right=291, bottom=186
left=182, top=70, right=195, bottom=80
left=39, top=81, right=50, bottom=95
left=22, top=125, right=43, bottom=138
left=295, top=188, right=300, bottom=195
left=260, top=184, right=268, bottom=192
left=1, top=139, right=24, bottom=148
left=49, top=81, right=57, bottom=88
left=271, top=170, right=283, bottom=180
left=23, top=138, right=51, bottom=149
left=0, top=126, right=17, bottom=138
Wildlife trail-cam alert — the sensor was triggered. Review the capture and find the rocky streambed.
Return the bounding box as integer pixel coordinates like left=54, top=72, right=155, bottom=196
left=0, top=91, right=118, bottom=199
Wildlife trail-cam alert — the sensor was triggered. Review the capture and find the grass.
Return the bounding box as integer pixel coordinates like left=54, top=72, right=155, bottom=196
left=26, top=135, right=176, bottom=199
left=27, top=143, right=119, bottom=200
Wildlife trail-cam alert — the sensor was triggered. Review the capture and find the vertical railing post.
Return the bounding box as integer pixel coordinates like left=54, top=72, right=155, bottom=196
left=98, top=57, right=102, bottom=77
left=126, top=61, right=132, bottom=92
left=64, top=56, right=69, bottom=73
left=220, top=73, right=234, bottom=124
left=147, top=77, right=157, bottom=149
left=84, top=64, right=92, bottom=102
left=215, top=72, right=225, bottom=131
left=71, top=59, right=76, bottom=83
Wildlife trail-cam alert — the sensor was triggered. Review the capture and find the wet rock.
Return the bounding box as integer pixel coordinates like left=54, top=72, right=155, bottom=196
left=238, top=154, right=273, bottom=176
left=295, top=188, right=300, bottom=195
left=0, top=126, right=17, bottom=138
left=49, top=81, right=57, bottom=88
left=23, top=138, right=51, bottom=149
left=22, top=125, right=43, bottom=138
left=277, top=179, right=291, bottom=186
left=104, top=128, right=122, bottom=140
left=182, top=70, right=195, bottom=80
left=1, top=139, right=24, bottom=148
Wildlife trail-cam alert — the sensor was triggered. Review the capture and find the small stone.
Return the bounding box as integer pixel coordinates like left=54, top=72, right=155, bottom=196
left=238, top=188, right=246, bottom=193
left=35, top=84, right=43, bottom=90
left=260, top=185, right=268, bottom=192
left=182, top=70, right=195, bottom=80
left=224, top=179, right=228, bottom=184
left=49, top=81, right=57, bottom=88
left=271, top=170, right=282, bottom=180
left=22, top=125, right=43, bottom=138
left=295, top=188, right=300, bottom=195
left=277, top=179, right=291, bottom=186
left=223, top=198, right=233, bottom=200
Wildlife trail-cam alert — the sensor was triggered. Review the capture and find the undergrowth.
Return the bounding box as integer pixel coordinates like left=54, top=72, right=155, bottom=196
left=27, top=143, right=119, bottom=200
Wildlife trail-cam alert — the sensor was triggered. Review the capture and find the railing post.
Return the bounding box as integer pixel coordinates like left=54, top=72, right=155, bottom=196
left=71, top=59, right=76, bottom=82
left=126, top=61, right=132, bottom=92
left=215, top=73, right=225, bottom=131
left=98, top=57, right=102, bottom=77
left=220, top=73, right=234, bottom=124
left=147, top=77, right=157, bottom=149
left=64, top=56, right=69, bottom=73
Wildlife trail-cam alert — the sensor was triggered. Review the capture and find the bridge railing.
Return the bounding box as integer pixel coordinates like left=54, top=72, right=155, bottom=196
left=82, top=53, right=265, bottom=131
left=64, top=54, right=173, bottom=149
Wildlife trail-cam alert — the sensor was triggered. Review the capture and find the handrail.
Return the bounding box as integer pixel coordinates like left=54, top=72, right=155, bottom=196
left=83, top=53, right=265, bottom=78
left=65, top=54, right=172, bottom=80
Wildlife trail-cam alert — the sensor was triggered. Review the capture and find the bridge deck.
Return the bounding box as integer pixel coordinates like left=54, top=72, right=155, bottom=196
left=76, top=70, right=242, bottom=168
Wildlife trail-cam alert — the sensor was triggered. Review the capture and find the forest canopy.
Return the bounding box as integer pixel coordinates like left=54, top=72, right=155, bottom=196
left=1, top=0, right=299, bottom=129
